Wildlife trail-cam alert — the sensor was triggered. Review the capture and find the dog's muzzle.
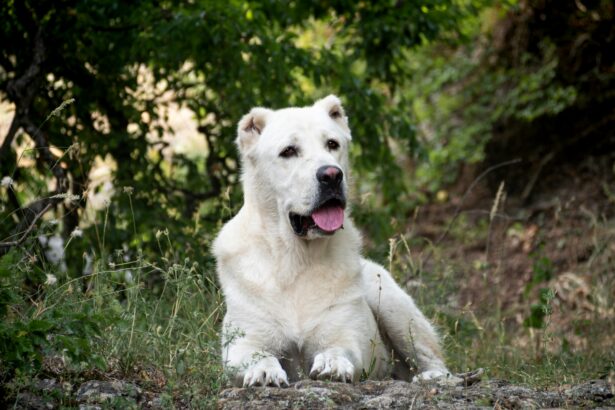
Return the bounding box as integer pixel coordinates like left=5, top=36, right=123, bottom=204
left=289, top=165, right=346, bottom=237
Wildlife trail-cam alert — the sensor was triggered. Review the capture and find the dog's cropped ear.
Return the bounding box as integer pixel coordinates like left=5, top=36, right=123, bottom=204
left=236, top=107, right=272, bottom=154
left=314, top=94, right=349, bottom=130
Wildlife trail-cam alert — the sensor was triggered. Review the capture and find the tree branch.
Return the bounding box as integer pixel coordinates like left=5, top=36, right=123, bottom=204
left=21, top=118, right=68, bottom=192
left=1, top=27, right=46, bottom=161
left=6, top=28, right=46, bottom=103
left=0, top=113, right=21, bottom=160
left=0, top=202, right=52, bottom=254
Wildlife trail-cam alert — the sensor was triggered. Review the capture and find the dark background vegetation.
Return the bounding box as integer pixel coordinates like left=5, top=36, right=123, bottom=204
left=1, top=0, right=614, bottom=407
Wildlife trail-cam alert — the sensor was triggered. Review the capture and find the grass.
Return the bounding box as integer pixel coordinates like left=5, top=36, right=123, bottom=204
left=388, top=200, right=615, bottom=389
left=100, top=257, right=225, bottom=403
left=1, top=202, right=228, bottom=407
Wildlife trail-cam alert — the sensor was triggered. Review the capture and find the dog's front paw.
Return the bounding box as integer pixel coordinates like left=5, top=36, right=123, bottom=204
left=243, top=357, right=289, bottom=387
left=309, top=351, right=355, bottom=383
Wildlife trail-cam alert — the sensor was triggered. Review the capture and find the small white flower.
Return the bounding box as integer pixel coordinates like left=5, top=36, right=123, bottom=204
left=45, top=235, right=65, bottom=265
left=70, top=228, right=83, bottom=238
left=45, top=274, right=58, bottom=286
left=1, top=176, right=14, bottom=188
left=124, top=271, right=133, bottom=283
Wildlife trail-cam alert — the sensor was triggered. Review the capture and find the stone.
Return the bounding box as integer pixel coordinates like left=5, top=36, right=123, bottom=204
left=218, top=377, right=615, bottom=409
left=76, top=380, right=141, bottom=405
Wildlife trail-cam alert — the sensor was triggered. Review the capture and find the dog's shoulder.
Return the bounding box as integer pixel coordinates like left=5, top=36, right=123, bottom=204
left=213, top=205, right=277, bottom=284
left=213, top=206, right=255, bottom=264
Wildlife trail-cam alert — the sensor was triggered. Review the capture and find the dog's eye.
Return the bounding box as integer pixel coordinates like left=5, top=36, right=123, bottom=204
left=279, top=145, right=298, bottom=158
left=326, top=139, right=340, bottom=151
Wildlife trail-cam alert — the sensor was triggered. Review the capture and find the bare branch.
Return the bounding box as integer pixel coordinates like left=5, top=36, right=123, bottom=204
left=0, top=120, right=71, bottom=253
left=21, top=118, right=68, bottom=192
left=0, top=202, right=52, bottom=253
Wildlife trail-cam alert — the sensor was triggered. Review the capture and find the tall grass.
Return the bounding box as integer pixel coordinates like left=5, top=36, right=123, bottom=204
left=1, top=206, right=227, bottom=408
left=387, top=210, right=615, bottom=388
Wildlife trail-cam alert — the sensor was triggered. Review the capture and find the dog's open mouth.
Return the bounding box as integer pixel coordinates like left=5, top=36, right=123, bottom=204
left=289, top=198, right=346, bottom=236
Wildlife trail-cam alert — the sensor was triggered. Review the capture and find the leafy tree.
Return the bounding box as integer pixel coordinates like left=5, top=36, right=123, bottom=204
left=0, top=0, right=479, bottom=266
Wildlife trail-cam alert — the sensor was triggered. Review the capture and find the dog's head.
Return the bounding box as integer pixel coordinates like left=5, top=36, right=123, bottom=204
left=236, top=95, right=352, bottom=240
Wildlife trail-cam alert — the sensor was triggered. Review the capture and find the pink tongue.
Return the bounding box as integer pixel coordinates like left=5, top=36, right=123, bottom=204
left=311, top=206, right=344, bottom=232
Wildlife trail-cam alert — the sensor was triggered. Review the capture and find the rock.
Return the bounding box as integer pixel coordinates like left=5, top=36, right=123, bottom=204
left=12, top=378, right=62, bottom=410
left=13, top=391, right=56, bottom=410
left=218, top=378, right=615, bottom=409
left=566, top=379, right=615, bottom=403
left=144, top=395, right=166, bottom=409
left=9, top=374, right=614, bottom=409
left=76, top=380, right=142, bottom=405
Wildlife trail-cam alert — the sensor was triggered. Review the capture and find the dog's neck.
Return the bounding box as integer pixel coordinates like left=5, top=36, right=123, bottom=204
left=270, top=228, right=362, bottom=286
left=240, top=182, right=362, bottom=284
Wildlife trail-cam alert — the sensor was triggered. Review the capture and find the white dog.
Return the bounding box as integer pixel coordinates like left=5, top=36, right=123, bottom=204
left=214, top=95, right=450, bottom=387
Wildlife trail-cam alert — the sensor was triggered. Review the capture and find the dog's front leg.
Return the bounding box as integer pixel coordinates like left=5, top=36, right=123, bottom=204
left=360, top=259, right=451, bottom=382
left=222, top=330, right=289, bottom=388
left=307, top=301, right=385, bottom=383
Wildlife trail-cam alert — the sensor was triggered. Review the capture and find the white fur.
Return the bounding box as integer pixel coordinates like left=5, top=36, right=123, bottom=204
left=214, top=95, right=450, bottom=387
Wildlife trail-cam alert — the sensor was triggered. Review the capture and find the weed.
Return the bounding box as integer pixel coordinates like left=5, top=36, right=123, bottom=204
left=386, top=201, right=614, bottom=389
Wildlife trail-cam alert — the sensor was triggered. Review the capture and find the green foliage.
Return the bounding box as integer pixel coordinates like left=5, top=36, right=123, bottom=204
left=0, top=0, right=486, bottom=264
left=524, top=287, right=555, bottom=329
left=0, top=250, right=19, bottom=317
left=404, top=37, right=577, bottom=191
left=0, top=220, right=224, bottom=404
left=522, top=251, right=555, bottom=329
left=525, top=251, right=554, bottom=295
left=0, top=250, right=109, bottom=383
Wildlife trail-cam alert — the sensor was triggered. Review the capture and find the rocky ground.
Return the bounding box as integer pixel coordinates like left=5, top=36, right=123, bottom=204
left=13, top=371, right=615, bottom=409
left=218, top=375, right=614, bottom=409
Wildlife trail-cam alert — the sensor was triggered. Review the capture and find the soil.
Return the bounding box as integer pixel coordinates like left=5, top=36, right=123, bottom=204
left=411, top=152, right=615, bottom=351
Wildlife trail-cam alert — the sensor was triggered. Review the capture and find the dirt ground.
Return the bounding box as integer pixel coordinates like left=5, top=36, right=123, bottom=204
left=411, top=152, right=615, bottom=354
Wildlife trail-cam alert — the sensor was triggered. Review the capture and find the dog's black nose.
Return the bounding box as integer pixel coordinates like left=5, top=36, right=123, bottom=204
left=317, top=166, right=343, bottom=187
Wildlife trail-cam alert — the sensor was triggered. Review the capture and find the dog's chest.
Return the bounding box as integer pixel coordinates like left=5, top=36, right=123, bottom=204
left=260, top=263, right=362, bottom=337
left=224, top=236, right=364, bottom=344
